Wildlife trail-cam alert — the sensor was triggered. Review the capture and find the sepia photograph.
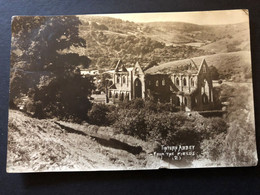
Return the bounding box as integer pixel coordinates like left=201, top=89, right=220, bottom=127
left=7, top=9, right=258, bottom=172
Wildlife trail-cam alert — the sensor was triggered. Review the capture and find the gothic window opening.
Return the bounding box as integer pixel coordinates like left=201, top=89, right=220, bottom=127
left=183, top=78, right=187, bottom=86
left=115, top=93, right=118, bottom=98
left=156, top=80, right=159, bottom=87
left=135, top=68, right=139, bottom=75
left=122, top=76, right=126, bottom=83
left=162, top=79, right=165, bottom=86
left=184, top=97, right=187, bottom=106
left=134, top=78, right=142, bottom=98
left=116, top=75, right=120, bottom=83
left=176, top=77, right=179, bottom=86
left=202, top=94, right=208, bottom=104
left=176, top=96, right=180, bottom=106
left=203, top=65, right=207, bottom=73
left=191, top=78, right=194, bottom=86
left=204, top=79, right=210, bottom=96
left=192, top=97, right=198, bottom=106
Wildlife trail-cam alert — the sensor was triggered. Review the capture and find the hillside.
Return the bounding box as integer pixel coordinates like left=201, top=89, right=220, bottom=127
left=7, top=110, right=169, bottom=172
left=77, top=18, right=207, bottom=69
left=144, top=22, right=249, bottom=44
left=200, top=26, right=250, bottom=53
left=63, top=16, right=250, bottom=70
left=146, top=51, right=252, bottom=81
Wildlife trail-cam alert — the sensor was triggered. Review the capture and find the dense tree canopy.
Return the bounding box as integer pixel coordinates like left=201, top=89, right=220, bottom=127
left=10, top=16, right=94, bottom=120
left=208, top=65, right=220, bottom=80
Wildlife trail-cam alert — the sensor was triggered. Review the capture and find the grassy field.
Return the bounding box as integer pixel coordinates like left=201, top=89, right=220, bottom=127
left=7, top=110, right=171, bottom=172
left=200, top=28, right=250, bottom=53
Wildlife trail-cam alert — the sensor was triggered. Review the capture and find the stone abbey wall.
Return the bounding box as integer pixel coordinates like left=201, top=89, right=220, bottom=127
left=107, top=59, right=215, bottom=111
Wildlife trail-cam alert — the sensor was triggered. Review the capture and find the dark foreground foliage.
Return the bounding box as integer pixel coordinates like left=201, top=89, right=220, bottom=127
left=10, top=16, right=94, bottom=121
left=113, top=108, right=228, bottom=156
left=198, top=83, right=257, bottom=166
left=88, top=86, right=257, bottom=167
left=88, top=99, right=229, bottom=161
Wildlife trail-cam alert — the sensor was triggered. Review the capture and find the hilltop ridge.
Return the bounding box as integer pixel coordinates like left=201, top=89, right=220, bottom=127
left=63, top=16, right=250, bottom=70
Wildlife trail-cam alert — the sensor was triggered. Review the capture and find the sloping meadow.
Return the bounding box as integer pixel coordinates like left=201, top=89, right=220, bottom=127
left=7, top=110, right=169, bottom=172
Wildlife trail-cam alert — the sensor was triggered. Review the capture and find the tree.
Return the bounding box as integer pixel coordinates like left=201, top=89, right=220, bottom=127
left=143, top=60, right=158, bottom=71
left=208, top=66, right=220, bottom=80
left=88, top=104, right=112, bottom=126
left=10, top=16, right=94, bottom=120
left=97, top=73, right=112, bottom=92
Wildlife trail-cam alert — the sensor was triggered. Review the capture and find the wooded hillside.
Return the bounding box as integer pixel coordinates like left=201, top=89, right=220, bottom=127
left=66, top=16, right=250, bottom=70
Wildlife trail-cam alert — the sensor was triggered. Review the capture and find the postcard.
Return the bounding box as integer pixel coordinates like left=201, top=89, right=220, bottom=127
left=7, top=9, right=257, bottom=172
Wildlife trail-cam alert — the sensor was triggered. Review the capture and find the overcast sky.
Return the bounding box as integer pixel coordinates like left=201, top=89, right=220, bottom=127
left=93, top=9, right=249, bottom=25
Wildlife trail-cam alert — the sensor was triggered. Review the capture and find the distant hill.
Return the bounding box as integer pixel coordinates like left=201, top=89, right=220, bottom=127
left=200, top=26, right=250, bottom=53
left=143, top=22, right=212, bottom=44
left=143, top=22, right=250, bottom=45
left=63, top=16, right=250, bottom=71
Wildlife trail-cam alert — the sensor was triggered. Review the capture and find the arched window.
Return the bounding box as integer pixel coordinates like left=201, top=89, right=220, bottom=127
left=116, top=76, right=120, bottom=83
left=203, top=65, right=207, bottom=73
left=176, top=77, right=179, bottom=86
left=115, top=93, right=118, bottom=98
left=119, top=93, right=123, bottom=101
left=135, top=68, right=139, bottom=75
left=109, top=91, right=112, bottom=98
left=191, top=78, right=194, bottom=86
left=156, top=80, right=159, bottom=87
left=176, top=96, right=180, bottom=106
left=162, top=79, right=165, bottom=86
left=184, top=97, right=187, bottom=106
left=204, top=79, right=210, bottom=96
left=122, top=76, right=126, bottom=83
left=202, top=94, right=208, bottom=104
left=192, top=97, right=197, bottom=106
left=183, top=78, right=187, bottom=86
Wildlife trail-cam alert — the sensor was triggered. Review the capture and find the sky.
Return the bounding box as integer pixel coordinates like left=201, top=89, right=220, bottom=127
left=94, top=9, right=249, bottom=25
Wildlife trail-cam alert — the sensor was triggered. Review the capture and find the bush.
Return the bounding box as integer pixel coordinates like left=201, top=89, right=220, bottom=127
left=156, top=102, right=179, bottom=112
left=113, top=109, right=147, bottom=140
left=199, top=120, right=257, bottom=166
left=129, top=98, right=145, bottom=109
left=144, top=100, right=158, bottom=112
left=195, top=117, right=228, bottom=139
left=158, top=112, right=203, bottom=154
left=118, top=99, right=179, bottom=113
left=197, top=83, right=257, bottom=166
left=88, top=104, right=113, bottom=126
left=113, top=107, right=230, bottom=161
left=223, top=120, right=257, bottom=166
left=199, top=133, right=226, bottom=162
left=146, top=112, right=175, bottom=142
